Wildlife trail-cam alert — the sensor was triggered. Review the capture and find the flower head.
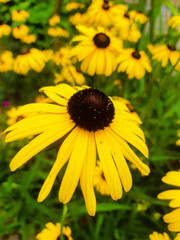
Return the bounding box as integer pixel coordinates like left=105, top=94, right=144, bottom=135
left=12, top=25, right=29, bottom=39
left=0, top=24, right=11, bottom=38
left=117, top=48, right=152, bottom=80
left=167, top=16, right=180, bottom=33
left=66, top=2, right=85, bottom=11
left=53, top=47, right=71, bottom=66
left=129, top=10, right=148, bottom=24
left=47, top=27, right=69, bottom=38
left=0, top=51, right=14, bottom=72
left=6, top=107, right=30, bottom=126
left=21, top=34, right=36, bottom=44
left=48, top=14, right=61, bottom=26
left=149, top=232, right=171, bottom=240
left=36, top=222, right=73, bottom=240
left=3, top=84, right=150, bottom=216
left=12, top=10, right=30, bottom=22
left=71, top=25, right=122, bottom=76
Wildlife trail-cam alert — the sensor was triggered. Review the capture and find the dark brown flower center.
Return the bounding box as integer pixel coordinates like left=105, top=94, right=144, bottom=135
left=21, top=49, right=30, bottom=55
left=93, top=33, right=110, bottom=48
left=167, top=45, right=176, bottom=51
left=132, top=51, right=141, bottom=59
left=67, top=88, right=115, bottom=132
left=102, top=0, right=110, bottom=10
left=124, top=12, right=130, bottom=18
left=16, top=115, right=24, bottom=122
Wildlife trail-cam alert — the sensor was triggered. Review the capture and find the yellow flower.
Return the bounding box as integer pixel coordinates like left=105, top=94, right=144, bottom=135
left=0, top=24, right=11, bottom=38
left=117, top=48, right=152, bottom=80
left=0, top=0, right=10, bottom=2
left=94, top=161, right=110, bottom=195
left=6, top=107, right=30, bottom=126
left=69, top=13, right=88, bottom=26
left=53, top=47, right=71, bottom=66
left=0, top=51, right=14, bottom=72
left=71, top=25, right=122, bottom=76
left=176, top=129, right=180, bottom=146
left=148, top=44, right=180, bottom=67
left=149, top=232, right=171, bottom=240
left=3, top=84, right=150, bottom=216
left=36, top=222, right=73, bottom=240
left=129, top=10, right=148, bottom=24
left=66, top=2, right=85, bottom=11
left=158, top=171, right=180, bottom=235
left=11, top=10, right=30, bottom=22
left=47, top=27, right=69, bottom=38
left=14, top=49, right=46, bottom=75
left=21, top=34, right=36, bottom=44
left=87, top=0, right=127, bottom=27
left=12, top=25, right=29, bottom=39
left=167, top=16, right=180, bottom=33
left=43, top=49, right=54, bottom=62
left=48, top=14, right=61, bottom=26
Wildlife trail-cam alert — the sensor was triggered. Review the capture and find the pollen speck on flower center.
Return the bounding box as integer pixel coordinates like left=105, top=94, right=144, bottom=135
left=67, top=88, right=115, bottom=132
left=132, top=51, right=141, bottom=59
left=93, top=33, right=110, bottom=48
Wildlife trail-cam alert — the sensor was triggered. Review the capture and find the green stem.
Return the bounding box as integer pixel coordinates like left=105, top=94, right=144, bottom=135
left=142, top=58, right=180, bottom=122
left=60, top=204, right=68, bottom=240
left=54, top=0, right=63, bottom=15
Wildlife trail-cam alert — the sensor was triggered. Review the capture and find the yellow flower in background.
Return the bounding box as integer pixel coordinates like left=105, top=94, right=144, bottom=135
left=11, top=10, right=30, bottom=22
left=21, top=34, right=36, bottom=44
left=0, top=51, right=14, bottom=72
left=117, top=48, right=152, bottom=80
left=48, top=14, right=61, bottom=26
left=148, top=44, right=180, bottom=67
left=6, top=107, right=30, bottom=126
left=0, top=24, right=11, bottom=38
left=14, top=49, right=46, bottom=75
left=69, top=13, right=88, bottom=26
left=71, top=25, right=122, bottom=76
left=87, top=0, right=127, bottom=27
left=149, top=232, right=171, bottom=240
left=3, top=84, right=150, bottom=216
left=167, top=16, right=180, bottom=33
left=129, top=10, right=148, bottom=24
left=0, top=0, right=10, bottom=2
left=12, top=25, right=29, bottom=39
left=176, top=128, right=180, bottom=146
left=47, top=27, right=69, bottom=38
left=53, top=47, right=71, bottom=66
left=66, top=2, right=85, bottom=11
left=94, top=161, right=110, bottom=195
left=158, top=171, right=180, bottom=236
left=36, top=222, right=73, bottom=240
left=43, top=49, right=54, bottom=62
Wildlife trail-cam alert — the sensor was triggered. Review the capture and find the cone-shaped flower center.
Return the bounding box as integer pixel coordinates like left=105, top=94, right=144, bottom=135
left=68, top=88, right=115, bottom=131
left=132, top=51, right=141, bottom=59
left=124, top=12, right=130, bottom=18
left=93, top=33, right=110, bottom=48
left=102, top=0, right=110, bottom=10
left=21, top=49, right=30, bottom=55
left=167, top=45, right=176, bottom=51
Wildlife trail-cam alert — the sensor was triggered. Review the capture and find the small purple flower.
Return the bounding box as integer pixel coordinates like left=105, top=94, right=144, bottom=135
left=3, top=100, right=9, bottom=107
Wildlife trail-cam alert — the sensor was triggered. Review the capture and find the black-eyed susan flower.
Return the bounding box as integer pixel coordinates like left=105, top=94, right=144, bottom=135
left=167, top=16, right=180, bottom=33
left=11, top=10, right=30, bottom=22
left=48, top=14, right=61, bottom=26
left=6, top=107, right=30, bottom=126
left=12, top=25, right=29, bottom=39
left=20, top=34, right=36, bottom=44
left=66, top=2, right=85, bottom=11
left=158, top=171, right=180, bottom=236
left=94, top=161, right=110, bottom=195
left=43, top=49, right=54, bottom=62
left=149, top=232, right=171, bottom=240
left=87, top=0, right=127, bottom=27
left=117, top=48, right=152, bottom=80
left=129, top=10, right=148, bottom=24
left=53, top=47, right=71, bottom=66
left=71, top=25, right=122, bottom=76
left=47, top=27, right=69, bottom=38
left=0, top=51, right=14, bottom=72
left=69, top=13, right=88, bottom=26
left=0, top=24, right=11, bottom=38
left=36, top=222, right=73, bottom=240
left=3, top=84, right=150, bottom=216
left=148, top=44, right=180, bottom=68
left=14, top=49, right=46, bottom=75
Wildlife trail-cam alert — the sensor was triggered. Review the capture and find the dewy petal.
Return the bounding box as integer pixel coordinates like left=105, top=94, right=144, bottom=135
left=38, top=127, right=80, bottom=202
left=59, top=127, right=89, bottom=204
left=9, top=120, right=75, bottom=171
left=80, top=131, right=96, bottom=216
left=95, top=130, right=122, bottom=200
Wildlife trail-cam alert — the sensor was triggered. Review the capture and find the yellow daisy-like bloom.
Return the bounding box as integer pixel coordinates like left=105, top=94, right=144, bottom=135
left=117, top=48, right=152, bottom=80
left=87, top=0, right=127, bottom=27
left=53, top=47, right=71, bottom=66
left=47, top=27, right=69, bottom=38
left=149, top=232, right=171, bottom=240
left=43, top=49, right=54, bottom=62
left=6, top=107, right=30, bottom=126
left=158, top=171, right=180, bottom=236
left=94, top=161, right=110, bottom=195
left=148, top=44, right=180, bottom=68
left=48, top=14, right=61, bottom=26
left=71, top=25, right=122, bottom=76
left=14, top=49, right=46, bottom=75
left=36, top=222, right=73, bottom=240
left=0, top=51, right=14, bottom=72
left=167, top=16, right=180, bottom=33
left=3, top=84, right=150, bottom=216
left=21, top=34, right=36, bottom=44
left=66, top=2, right=84, bottom=11
left=69, top=13, right=88, bottom=26
left=12, top=25, right=29, bottom=39
left=129, top=10, right=148, bottom=24
left=0, top=24, right=11, bottom=38
left=11, top=10, right=30, bottom=22
left=0, top=0, right=10, bottom=3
